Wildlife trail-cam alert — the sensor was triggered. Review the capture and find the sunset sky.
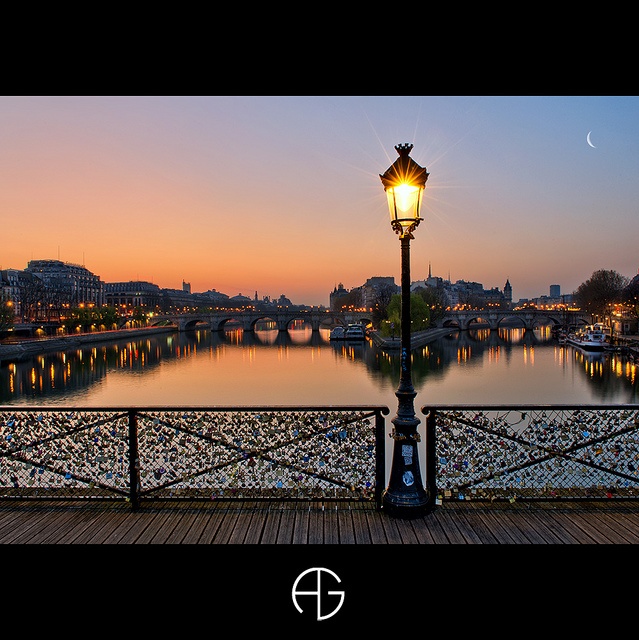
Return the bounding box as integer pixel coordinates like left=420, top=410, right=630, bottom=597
left=2, top=95, right=638, bottom=307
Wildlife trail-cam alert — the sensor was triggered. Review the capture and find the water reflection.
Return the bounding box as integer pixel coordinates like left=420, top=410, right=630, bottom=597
left=567, top=345, right=637, bottom=400
left=0, top=327, right=330, bottom=404
left=1, top=326, right=637, bottom=405
left=373, top=326, right=554, bottom=389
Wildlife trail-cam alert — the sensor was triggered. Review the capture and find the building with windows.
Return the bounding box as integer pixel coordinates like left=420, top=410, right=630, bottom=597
left=161, top=287, right=196, bottom=310
left=25, top=259, right=104, bottom=307
left=361, top=277, right=398, bottom=309
left=0, top=269, right=27, bottom=318
left=104, top=281, right=163, bottom=311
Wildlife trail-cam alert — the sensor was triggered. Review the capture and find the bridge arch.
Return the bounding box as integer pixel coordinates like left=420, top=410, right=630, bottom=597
left=494, top=314, right=527, bottom=329
left=180, top=318, right=211, bottom=331
left=525, top=314, right=562, bottom=330
left=464, top=317, right=492, bottom=331
left=441, top=318, right=462, bottom=331
left=138, top=318, right=178, bottom=329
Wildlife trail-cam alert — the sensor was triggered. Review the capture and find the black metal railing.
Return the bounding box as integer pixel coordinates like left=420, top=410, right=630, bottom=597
left=2, top=404, right=638, bottom=510
left=423, top=404, right=639, bottom=504
left=0, top=406, right=388, bottom=509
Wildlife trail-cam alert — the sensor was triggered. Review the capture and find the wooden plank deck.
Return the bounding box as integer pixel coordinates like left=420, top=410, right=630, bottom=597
left=1, top=498, right=638, bottom=544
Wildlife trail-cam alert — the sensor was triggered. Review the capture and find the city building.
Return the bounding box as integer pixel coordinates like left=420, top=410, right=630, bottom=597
left=162, top=287, right=197, bottom=310
left=0, top=268, right=34, bottom=319
left=196, top=288, right=231, bottom=307
left=275, top=294, right=293, bottom=308
left=504, top=279, right=512, bottom=308
left=25, top=259, right=104, bottom=307
left=104, top=281, right=163, bottom=311
left=361, top=277, right=398, bottom=309
left=411, top=262, right=444, bottom=292
left=229, top=293, right=254, bottom=307
left=330, top=283, right=349, bottom=310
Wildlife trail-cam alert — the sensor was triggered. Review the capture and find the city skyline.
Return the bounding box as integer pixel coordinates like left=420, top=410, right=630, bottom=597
left=2, top=96, right=639, bottom=306
left=4, top=254, right=588, bottom=309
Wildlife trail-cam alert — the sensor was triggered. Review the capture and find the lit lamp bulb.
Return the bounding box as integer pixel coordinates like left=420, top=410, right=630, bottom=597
left=380, top=143, right=429, bottom=238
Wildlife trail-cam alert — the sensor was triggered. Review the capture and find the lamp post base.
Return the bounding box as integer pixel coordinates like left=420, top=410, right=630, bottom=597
left=382, top=403, right=431, bottom=519
left=381, top=486, right=430, bottom=519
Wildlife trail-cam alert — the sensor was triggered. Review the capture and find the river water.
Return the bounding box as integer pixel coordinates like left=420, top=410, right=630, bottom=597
left=1, top=325, right=637, bottom=408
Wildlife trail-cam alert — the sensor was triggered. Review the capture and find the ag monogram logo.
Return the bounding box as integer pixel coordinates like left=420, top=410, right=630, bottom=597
left=291, top=567, right=345, bottom=621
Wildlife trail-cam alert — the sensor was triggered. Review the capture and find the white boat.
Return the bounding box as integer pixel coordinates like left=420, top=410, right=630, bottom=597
left=344, top=323, right=366, bottom=341
left=329, top=326, right=346, bottom=340
left=565, top=323, right=610, bottom=352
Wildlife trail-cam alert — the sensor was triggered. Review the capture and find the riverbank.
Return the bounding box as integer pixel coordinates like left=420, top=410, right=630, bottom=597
left=0, top=326, right=175, bottom=362
left=370, top=327, right=457, bottom=350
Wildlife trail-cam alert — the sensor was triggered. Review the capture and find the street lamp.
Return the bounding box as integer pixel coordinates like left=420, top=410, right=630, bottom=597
left=379, top=143, right=430, bottom=518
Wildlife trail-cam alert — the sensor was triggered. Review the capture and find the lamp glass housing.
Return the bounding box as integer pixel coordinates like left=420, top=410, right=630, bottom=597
left=380, top=143, right=428, bottom=238
left=386, top=183, right=424, bottom=232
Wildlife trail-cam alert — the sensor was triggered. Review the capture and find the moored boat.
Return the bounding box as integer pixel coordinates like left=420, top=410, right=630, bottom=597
left=565, top=323, right=610, bottom=352
left=329, top=326, right=346, bottom=340
left=344, top=323, right=366, bottom=341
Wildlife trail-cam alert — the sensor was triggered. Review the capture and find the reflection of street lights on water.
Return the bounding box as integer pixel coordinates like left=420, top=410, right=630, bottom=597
left=379, top=143, right=431, bottom=518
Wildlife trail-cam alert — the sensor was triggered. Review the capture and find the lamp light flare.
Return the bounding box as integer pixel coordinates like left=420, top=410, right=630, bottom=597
left=379, top=143, right=429, bottom=238
left=387, top=183, right=421, bottom=210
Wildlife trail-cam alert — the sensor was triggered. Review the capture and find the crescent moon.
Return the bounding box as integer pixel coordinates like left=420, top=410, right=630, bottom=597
left=587, top=131, right=596, bottom=148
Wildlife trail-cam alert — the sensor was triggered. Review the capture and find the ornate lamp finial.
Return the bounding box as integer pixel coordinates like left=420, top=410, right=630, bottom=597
left=395, top=143, right=413, bottom=157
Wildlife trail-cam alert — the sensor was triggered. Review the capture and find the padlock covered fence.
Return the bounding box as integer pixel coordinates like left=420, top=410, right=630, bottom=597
left=1, top=404, right=638, bottom=510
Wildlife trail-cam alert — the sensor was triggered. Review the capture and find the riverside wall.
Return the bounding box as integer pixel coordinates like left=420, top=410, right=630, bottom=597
left=1, top=325, right=445, bottom=362
left=0, top=326, right=175, bottom=362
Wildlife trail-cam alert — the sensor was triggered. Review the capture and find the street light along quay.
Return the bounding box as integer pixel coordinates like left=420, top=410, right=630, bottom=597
left=379, top=143, right=431, bottom=518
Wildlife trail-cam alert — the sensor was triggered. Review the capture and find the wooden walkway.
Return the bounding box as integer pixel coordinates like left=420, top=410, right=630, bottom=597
left=2, top=498, right=639, bottom=544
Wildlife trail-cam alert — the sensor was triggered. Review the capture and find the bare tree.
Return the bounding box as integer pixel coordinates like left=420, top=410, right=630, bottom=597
left=573, top=269, right=629, bottom=319
left=414, top=286, right=446, bottom=322
left=370, top=283, right=397, bottom=328
left=18, top=274, right=48, bottom=322
left=335, top=288, right=363, bottom=311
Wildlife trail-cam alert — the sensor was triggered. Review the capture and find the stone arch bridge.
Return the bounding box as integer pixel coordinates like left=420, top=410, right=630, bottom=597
left=147, top=310, right=372, bottom=332
left=434, top=309, right=591, bottom=332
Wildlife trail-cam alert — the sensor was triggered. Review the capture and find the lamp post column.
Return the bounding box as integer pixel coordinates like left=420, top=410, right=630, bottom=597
left=399, top=234, right=413, bottom=400
left=382, top=233, right=430, bottom=518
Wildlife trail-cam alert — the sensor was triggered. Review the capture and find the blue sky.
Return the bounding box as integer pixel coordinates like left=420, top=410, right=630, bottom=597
left=1, top=95, right=638, bottom=306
